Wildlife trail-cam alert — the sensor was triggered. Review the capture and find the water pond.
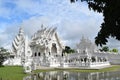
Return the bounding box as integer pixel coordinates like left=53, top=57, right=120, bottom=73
left=23, top=70, right=120, bottom=80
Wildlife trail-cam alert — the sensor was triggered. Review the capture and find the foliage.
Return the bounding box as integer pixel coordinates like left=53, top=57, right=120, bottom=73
left=111, top=48, right=118, bottom=53
left=110, top=48, right=118, bottom=53
left=62, top=46, right=75, bottom=54
left=100, top=46, right=109, bottom=52
left=0, top=66, right=27, bottom=80
left=0, top=54, right=4, bottom=67
left=100, top=46, right=119, bottom=53
left=0, top=47, right=10, bottom=66
left=71, top=0, right=120, bottom=46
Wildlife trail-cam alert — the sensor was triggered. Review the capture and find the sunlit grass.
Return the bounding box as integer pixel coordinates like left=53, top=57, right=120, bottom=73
left=0, top=66, right=27, bottom=80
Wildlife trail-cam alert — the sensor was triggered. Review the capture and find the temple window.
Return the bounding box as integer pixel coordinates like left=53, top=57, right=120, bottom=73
left=99, top=58, right=102, bottom=62
left=62, top=53, right=64, bottom=57
left=49, top=52, right=50, bottom=55
left=38, top=52, right=41, bottom=56
left=91, top=56, right=96, bottom=62
left=81, top=58, right=83, bottom=62
left=84, top=57, right=87, bottom=62
left=35, top=52, right=37, bottom=57
left=103, top=58, right=107, bottom=62
left=43, top=53, right=45, bottom=56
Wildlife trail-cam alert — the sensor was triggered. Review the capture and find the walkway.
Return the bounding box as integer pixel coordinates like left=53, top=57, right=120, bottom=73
left=36, top=65, right=113, bottom=70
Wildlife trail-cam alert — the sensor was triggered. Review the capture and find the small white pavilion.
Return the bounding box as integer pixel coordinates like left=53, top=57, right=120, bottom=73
left=61, top=36, right=110, bottom=68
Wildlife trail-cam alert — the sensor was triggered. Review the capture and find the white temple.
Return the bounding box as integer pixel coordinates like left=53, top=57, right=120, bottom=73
left=3, top=25, right=120, bottom=73
left=4, top=25, right=65, bottom=73
left=61, top=37, right=110, bottom=68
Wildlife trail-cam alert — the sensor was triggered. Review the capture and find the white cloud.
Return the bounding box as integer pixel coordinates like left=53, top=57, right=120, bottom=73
left=21, top=16, right=59, bottom=37
left=0, top=0, right=104, bottom=50
left=0, top=22, right=20, bottom=49
left=107, top=38, right=120, bottom=50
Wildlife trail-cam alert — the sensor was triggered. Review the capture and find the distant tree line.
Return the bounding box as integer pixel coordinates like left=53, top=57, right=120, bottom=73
left=99, top=46, right=118, bottom=53
left=62, top=46, right=118, bottom=54
left=0, top=47, right=10, bottom=67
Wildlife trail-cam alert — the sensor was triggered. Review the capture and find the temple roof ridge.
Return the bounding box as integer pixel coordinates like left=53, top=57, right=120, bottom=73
left=12, top=26, right=25, bottom=53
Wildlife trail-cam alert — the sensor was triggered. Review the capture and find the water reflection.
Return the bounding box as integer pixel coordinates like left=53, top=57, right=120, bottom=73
left=23, top=70, right=120, bottom=80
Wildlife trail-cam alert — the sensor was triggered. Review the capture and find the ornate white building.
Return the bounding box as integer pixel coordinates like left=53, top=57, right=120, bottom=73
left=61, top=37, right=110, bottom=68
left=29, top=25, right=64, bottom=67
left=3, top=25, right=120, bottom=73
left=4, top=25, right=65, bottom=72
left=76, top=36, right=97, bottom=53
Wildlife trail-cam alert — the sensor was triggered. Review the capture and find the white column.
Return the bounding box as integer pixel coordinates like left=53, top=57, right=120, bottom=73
left=95, top=56, right=98, bottom=62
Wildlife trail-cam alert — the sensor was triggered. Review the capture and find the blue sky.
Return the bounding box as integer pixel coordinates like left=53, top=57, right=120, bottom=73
left=0, top=0, right=120, bottom=50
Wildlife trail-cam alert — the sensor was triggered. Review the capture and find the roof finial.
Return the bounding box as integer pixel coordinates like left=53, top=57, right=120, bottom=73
left=41, top=24, right=44, bottom=29
left=19, top=26, right=24, bottom=35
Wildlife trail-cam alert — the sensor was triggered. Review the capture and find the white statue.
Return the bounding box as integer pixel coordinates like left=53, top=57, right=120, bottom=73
left=23, top=61, right=32, bottom=73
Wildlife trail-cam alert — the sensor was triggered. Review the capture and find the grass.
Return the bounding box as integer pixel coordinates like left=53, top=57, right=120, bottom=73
left=0, top=65, right=120, bottom=80
left=0, top=66, right=27, bottom=80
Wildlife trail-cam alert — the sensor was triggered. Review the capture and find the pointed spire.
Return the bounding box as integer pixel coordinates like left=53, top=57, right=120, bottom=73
left=81, top=35, right=86, bottom=42
left=19, top=26, right=24, bottom=36
left=41, top=24, right=44, bottom=30
left=12, top=26, right=25, bottom=55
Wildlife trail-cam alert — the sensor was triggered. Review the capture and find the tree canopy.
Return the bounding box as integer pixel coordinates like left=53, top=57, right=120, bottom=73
left=62, top=46, right=75, bottom=54
left=99, top=46, right=119, bottom=53
left=100, top=46, right=109, bottom=52
left=110, top=48, right=118, bottom=53
left=71, top=0, right=120, bottom=46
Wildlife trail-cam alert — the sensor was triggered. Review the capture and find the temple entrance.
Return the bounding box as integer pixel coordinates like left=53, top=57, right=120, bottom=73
left=51, top=43, right=57, bottom=53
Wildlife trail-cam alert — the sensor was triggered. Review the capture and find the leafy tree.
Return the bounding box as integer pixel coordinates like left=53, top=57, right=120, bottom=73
left=111, top=48, right=118, bottom=53
left=70, top=49, right=75, bottom=53
left=62, top=46, right=75, bottom=54
left=0, top=53, right=4, bottom=67
left=70, top=0, right=120, bottom=46
left=100, top=46, right=109, bottom=52
left=0, top=47, right=10, bottom=66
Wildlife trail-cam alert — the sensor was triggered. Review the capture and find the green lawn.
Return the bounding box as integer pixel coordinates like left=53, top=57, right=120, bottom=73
left=0, top=66, right=27, bottom=80
left=0, top=65, right=120, bottom=80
